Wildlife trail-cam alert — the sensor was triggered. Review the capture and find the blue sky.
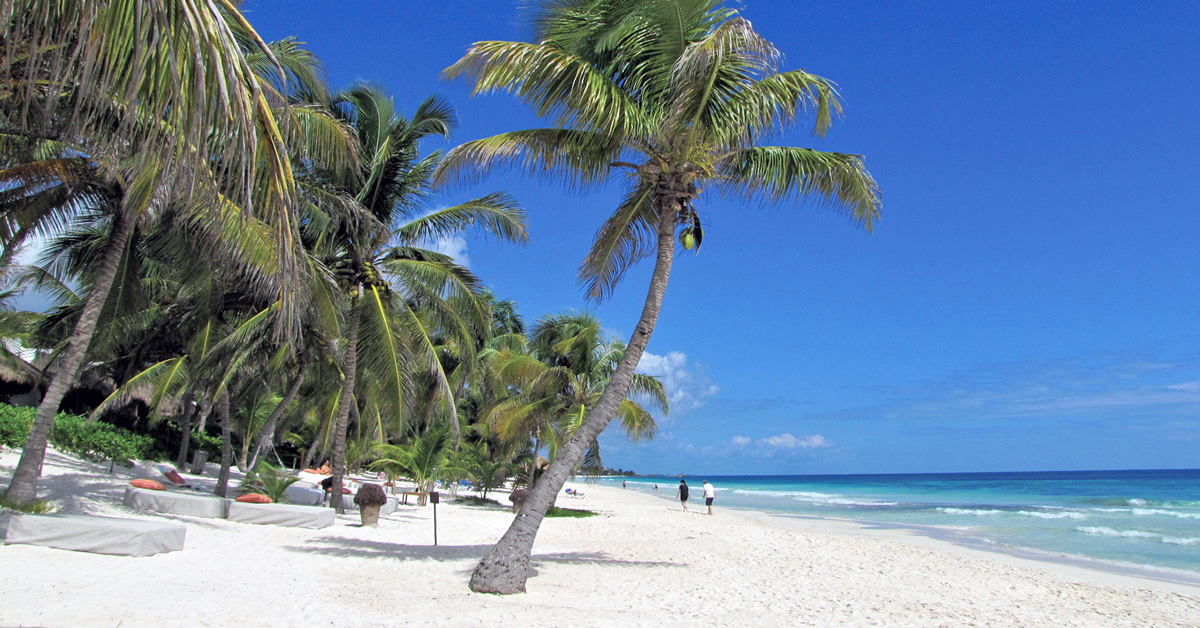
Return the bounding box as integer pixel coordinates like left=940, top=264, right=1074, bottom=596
left=235, top=0, right=1200, bottom=475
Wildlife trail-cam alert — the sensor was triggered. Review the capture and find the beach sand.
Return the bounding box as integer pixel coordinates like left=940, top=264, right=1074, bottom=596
left=3, top=448, right=1200, bottom=627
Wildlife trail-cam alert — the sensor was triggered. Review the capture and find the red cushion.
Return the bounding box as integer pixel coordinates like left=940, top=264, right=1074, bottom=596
left=236, top=493, right=273, bottom=504
left=163, top=470, right=187, bottom=485
left=131, top=479, right=165, bottom=491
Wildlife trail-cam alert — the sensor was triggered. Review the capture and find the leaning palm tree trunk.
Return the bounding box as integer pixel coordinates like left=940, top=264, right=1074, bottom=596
left=4, top=207, right=135, bottom=503
left=248, top=351, right=312, bottom=471
left=469, top=205, right=677, bottom=594
left=213, top=391, right=233, bottom=497
left=328, top=294, right=360, bottom=513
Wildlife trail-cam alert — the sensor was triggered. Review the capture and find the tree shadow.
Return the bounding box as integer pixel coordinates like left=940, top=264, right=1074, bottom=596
left=283, top=536, right=685, bottom=570
left=531, top=551, right=682, bottom=569
left=284, top=536, right=492, bottom=561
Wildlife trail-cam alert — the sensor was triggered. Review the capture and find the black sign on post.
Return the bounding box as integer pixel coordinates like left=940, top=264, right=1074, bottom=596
left=429, top=491, right=440, bottom=545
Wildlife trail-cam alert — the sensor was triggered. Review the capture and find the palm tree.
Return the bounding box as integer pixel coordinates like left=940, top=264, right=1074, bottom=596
left=368, top=422, right=453, bottom=506
left=316, top=85, right=529, bottom=513
left=440, top=0, right=882, bottom=593
left=0, top=1, right=310, bottom=505
left=487, top=311, right=664, bottom=487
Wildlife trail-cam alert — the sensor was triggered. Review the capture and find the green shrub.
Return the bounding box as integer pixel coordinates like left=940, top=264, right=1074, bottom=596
left=546, top=506, right=598, bottom=518
left=455, top=495, right=503, bottom=508
left=0, top=404, right=35, bottom=448
left=0, top=494, right=54, bottom=514
left=0, top=403, right=159, bottom=462
left=188, top=428, right=224, bottom=460
left=239, top=463, right=301, bottom=503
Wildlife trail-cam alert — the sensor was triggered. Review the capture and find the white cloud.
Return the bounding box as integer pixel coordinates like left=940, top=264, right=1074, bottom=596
left=427, top=235, right=470, bottom=268
left=756, top=433, right=830, bottom=453
left=731, top=436, right=751, bottom=448
left=637, top=350, right=719, bottom=412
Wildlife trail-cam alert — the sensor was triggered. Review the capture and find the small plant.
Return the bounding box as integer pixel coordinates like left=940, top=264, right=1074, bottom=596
left=239, top=463, right=301, bottom=503
left=353, top=483, right=388, bottom=508
left=508, top=488, right=528, bottom=513
left=354, top=483, right=389, bottom=527
left=0, top=495, right=55, bottom=514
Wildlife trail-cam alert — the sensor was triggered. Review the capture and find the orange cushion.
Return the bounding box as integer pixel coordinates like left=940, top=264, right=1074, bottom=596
left=236, top=493, right=273, bottom=504
left=131, top=479, right=165, bottom=491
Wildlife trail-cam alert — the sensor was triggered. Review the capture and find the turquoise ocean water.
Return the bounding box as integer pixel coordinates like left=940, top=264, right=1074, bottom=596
left=605, top=470, right=1200, bottom=580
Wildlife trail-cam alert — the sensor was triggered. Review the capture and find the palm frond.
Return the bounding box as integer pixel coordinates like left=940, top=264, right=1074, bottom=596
left=718, top=147, right=881, bottom=232
left=577, top=183, right=658, bottom=301
left=443, top=40, right=648, bottom=138
left=395, top=193, right=529, bottom=246
left=435, top=129, right=622, bottom=189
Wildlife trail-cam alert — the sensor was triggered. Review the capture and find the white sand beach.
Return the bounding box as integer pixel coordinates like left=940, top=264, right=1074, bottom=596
left=3, top=448, right=1200, bottom=627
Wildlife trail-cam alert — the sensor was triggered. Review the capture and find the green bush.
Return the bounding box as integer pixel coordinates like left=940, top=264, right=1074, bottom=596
left=0, top=404, right=35, bottom=448
left=0, top=404, right=160, bottom=462
left=0, top=494, right=54, bottom=514
left=546, top=506, right=598, bottom=518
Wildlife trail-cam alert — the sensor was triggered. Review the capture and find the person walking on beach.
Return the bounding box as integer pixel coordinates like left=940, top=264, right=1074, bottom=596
left=677, top=479, right=689, bottom=511
left=623, top=480, right=627, bottom=489
left=703, top=480, right=716, bottom=515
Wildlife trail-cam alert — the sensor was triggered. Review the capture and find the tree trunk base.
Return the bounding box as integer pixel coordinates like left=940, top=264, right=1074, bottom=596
left=469, top=548, right=530, bottom=594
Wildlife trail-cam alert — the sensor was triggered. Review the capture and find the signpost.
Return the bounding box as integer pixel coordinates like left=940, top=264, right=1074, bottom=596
left=429, top=491, right=440, bottom=545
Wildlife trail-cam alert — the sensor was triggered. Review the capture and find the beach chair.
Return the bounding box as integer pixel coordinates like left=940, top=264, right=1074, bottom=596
left=565, top=487, right=584, bottom=499
left=159, top=466, right=206, bottom=491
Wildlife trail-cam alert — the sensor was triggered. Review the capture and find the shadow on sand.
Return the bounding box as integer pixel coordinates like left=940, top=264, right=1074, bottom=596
left=284, top=536, right=684, bottom=571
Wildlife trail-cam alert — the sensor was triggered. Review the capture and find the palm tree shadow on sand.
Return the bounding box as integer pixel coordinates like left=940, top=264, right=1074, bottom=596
left=284, top=536, right=684, bottom=571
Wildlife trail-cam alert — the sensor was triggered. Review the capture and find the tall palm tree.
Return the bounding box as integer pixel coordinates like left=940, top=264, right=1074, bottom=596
left=440, top=0, right=882, bottom=593
left=0, top=1, right=310, bottom=505
left=318, top=85, right=529, bottom=512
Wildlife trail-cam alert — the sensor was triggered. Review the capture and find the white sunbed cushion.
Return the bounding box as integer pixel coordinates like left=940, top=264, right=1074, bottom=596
left=295, top=471, right=328, bottom=485
left=5, top=513, right=185, bottom=556
left=283, top=484, right=324, bottom=506
left=123, top=486, right=230, bottom=519
left=226, top=502, right=335, bottom=529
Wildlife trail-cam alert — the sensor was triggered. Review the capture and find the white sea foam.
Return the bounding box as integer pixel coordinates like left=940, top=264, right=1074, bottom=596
left=1075, top=526, right=1158, bottom=539
left=1130, top=508, right=1200, bottom=520
left=940, top=508, right=1004, bottom=516
left=729, top=489, right=896, bottom=506
left=1016, top=510, right=1088, bottom=520
left=1127, top=499, right=1149, bottom=506
left=1162, top=536, right=1200, bottom=545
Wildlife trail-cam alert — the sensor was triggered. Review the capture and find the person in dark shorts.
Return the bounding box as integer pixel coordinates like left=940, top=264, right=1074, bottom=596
left=676, top=479, right=689, bottom=511
left=703, top=480, right=716, bottom=515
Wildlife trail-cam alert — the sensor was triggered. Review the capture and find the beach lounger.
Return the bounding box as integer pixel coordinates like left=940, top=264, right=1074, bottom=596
left=158, top=465, right=208, bottom=491
left=283, top=484, right=325, bottom=506
left=226, top=502, right=335, bottom=529
left=123, top=486, right=231, bottom=519
left=565, top=488, right=585, bottom=499
left=5, top=513, right=186, bottom=556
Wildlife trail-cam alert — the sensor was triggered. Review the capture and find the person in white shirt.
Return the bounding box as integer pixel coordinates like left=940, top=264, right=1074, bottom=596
left=702, top=480, right=716, bottom=515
